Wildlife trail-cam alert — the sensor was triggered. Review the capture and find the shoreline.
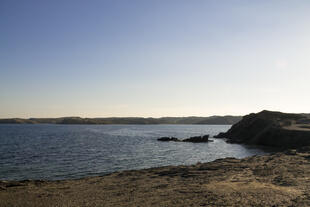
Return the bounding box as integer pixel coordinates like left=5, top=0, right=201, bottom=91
left=0, top=141, right=278, bottom=182
left=0, top=116, right=242, bottom=125
left=1, top=149, right=309, bottom=207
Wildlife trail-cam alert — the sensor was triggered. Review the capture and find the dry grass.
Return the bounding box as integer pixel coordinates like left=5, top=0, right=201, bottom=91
left=283, top=124, right=310, bottom=131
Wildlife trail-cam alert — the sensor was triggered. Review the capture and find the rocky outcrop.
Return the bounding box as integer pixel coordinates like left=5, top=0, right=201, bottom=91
left=183, top=135, right=210, bottom=142
left=157, top=135, right=211, bottom=143
left=215, top=110, right=310, bottom=148
left=157, top=137, right=180, bottom=142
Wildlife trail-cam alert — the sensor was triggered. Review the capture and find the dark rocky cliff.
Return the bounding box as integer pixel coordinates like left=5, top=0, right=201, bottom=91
left=215, top=110, right=310, bottom=148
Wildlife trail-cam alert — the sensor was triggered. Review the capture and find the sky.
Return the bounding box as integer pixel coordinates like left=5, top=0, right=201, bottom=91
left=1, top=0, right=310, bottom=118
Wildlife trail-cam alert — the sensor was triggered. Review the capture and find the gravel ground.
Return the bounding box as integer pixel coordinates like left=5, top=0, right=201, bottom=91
left=1, top=148, right=310, bottom=207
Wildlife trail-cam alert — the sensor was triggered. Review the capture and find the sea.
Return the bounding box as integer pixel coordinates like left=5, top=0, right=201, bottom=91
left=0, top=124, right=271, bottom=181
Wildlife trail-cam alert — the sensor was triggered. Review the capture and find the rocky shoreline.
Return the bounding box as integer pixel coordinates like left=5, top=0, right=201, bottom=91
left=0, top=147, right=310, bottom=207
left=1, top=110, right=310, bottom=206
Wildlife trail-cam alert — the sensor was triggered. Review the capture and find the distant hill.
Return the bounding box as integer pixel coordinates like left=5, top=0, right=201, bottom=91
left=0, top=116, right=242, bottom=125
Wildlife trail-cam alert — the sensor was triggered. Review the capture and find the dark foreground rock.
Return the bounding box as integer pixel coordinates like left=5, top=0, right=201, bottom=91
left=183, top=135, right=210, bottom=142
left=157, top=137, right=180, bottom=142
left=215, top=110, right=310, bottom=148
left=157, top=135, right=210, bottom=143
left=1, top=148, right=310, bottom=207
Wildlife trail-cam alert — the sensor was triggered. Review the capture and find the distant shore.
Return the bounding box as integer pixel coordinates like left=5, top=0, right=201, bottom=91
left=0, top=116, right=242, bottom=125
left=1, top=148, right=310, bottom=207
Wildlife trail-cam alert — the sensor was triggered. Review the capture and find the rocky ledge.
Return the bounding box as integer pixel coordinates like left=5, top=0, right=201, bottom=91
left=215, top=110, right=310, bottom=148
left=1, top=147, right=310, bottom=207
left=157, top=135, right=210, bottom=143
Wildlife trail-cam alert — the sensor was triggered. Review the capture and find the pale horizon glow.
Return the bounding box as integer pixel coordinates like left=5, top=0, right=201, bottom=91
left=1, top=0, right=310, bottom=118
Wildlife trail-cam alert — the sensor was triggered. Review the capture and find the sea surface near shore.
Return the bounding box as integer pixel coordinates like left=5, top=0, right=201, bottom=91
left=0, top=124, right=272, bottom=181
left=1, top=149, right=309, bottom=207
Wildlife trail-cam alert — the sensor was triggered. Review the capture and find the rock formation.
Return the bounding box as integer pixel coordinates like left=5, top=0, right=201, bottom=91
left=157, top=137, right=180, bottom=142
left=215, top=110, right=310, bottom=148
left=182, top=135, right=210, bottom=142
left=157, top=135, right=210, bottom=143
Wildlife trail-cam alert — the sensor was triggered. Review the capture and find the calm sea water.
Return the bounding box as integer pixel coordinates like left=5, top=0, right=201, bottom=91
left=0, top=124, right=270, bottom=181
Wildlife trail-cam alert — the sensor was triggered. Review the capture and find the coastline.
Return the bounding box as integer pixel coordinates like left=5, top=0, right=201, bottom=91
left=0, top=116, right=242, bottom=125
left=1, top=148, right=310, bottom=207
left=1, top=111, right=310, bottom=206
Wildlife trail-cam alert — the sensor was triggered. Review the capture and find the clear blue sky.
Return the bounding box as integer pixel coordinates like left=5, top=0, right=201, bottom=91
left=1, top=0, right=310, bottom=118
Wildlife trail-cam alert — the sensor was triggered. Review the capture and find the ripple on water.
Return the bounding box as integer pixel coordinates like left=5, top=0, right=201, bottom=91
left=0, top=124, right=272, bottom=180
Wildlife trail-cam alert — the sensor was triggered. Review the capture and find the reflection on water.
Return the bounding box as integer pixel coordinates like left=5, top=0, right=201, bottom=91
left=0, top=124, right=272, bottom=180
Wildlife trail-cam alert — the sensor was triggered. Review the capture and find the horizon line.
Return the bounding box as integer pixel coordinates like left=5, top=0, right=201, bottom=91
left=0, top=114, right=243, bottom=120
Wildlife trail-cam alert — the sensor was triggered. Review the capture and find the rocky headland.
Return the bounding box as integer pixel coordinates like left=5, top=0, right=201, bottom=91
left=215, top=110, right=310, bottom=149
